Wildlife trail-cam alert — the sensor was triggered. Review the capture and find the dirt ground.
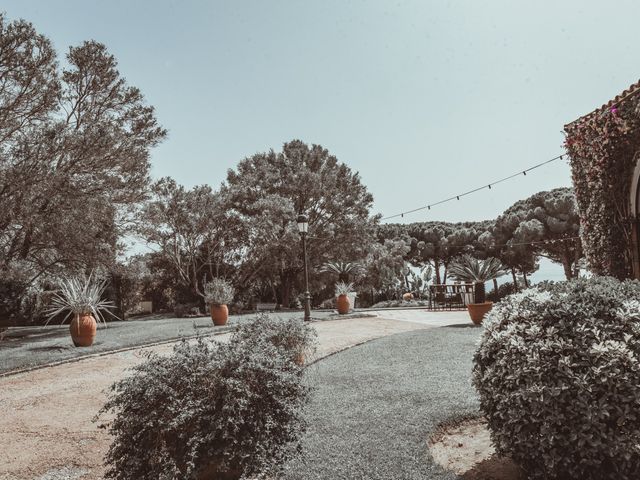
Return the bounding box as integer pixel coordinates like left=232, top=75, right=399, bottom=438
left=428, top=418, right=524, bottom=480
left=1, top=315, right=446, bottom=480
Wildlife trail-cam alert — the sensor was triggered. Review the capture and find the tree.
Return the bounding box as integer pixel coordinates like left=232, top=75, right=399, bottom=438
left=377, top=221, right=492, bottom=284
left=222, top=140, right=378, bottom=306
left=140, top=178, right=244, bottom=301
left=492, top=188, right=582, bottom=281
left=0, top=17, right=166, bottom=296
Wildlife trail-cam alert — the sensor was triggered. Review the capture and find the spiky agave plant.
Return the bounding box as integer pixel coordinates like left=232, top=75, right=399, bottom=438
left=45, top=272, right=116, bottom=327
left=448, top=255, right=505, bottom=304
left=335, top=281, right=354, bottom=297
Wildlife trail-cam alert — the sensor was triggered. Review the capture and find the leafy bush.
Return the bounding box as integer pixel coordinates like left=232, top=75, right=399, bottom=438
left=99, top=316, right=314, bottom=479
left=233, top=314, right=317, bottom=364
left=485, top=281, right=518, bottom=302
left=204, top=278, right=235, bottom=305
left=173, top=302, right=201, bottom=318
left=370, top=299, right=431, bottom=308
left=474, top=277, right=640, bottom=480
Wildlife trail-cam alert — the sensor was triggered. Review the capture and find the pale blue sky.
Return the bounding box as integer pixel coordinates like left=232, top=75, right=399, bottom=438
left=4, top=1, right=640, bottom=229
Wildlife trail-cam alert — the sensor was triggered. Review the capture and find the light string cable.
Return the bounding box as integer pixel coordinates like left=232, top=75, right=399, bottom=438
left=306, top=234, right=581, bottom=250
left=381, top=154, right=566, bottom=221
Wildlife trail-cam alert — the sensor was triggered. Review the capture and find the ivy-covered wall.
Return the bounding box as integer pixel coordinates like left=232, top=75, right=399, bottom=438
left=564, top=86, right=640, bottom=279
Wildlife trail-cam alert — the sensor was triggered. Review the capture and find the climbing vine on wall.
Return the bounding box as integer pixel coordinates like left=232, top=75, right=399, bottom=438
left=564, top=97, right=640, bottom=279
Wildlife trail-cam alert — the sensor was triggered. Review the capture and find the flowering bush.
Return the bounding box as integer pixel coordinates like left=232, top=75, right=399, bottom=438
left=98, top=316, right=313, bottom=479
left=474, top=277, right=640, bottom=479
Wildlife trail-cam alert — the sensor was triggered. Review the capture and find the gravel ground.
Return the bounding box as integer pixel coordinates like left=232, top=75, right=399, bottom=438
left=281, top=325, right=482, bottom=479
left=1, top=315, right=453, bottom=480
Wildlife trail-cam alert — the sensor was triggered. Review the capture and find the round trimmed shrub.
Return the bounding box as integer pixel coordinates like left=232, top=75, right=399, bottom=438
left=474, top=277, right=640, bottom=479
left=98, top=317, right=315, bottom=480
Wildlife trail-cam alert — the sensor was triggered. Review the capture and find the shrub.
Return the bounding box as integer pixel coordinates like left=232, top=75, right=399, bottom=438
left=234, top=314, right=317, bottom=364
left=204, top=278, right=235, bottom=305
left=485, top=281, right=518, bottom=302
left=173, top=302, right=200, bottom=318
left=474, top=277, right=640, bottom=480
left=99, top=317, right=313, bottom=479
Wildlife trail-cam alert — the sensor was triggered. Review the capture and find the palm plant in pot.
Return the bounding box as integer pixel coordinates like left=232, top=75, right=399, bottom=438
left=45, top=272, right=116, bottom=347
left=204, top=278, right=235, bottom=326
left=335, top=281, right=354, bottom=314
left=448, top=255, right=505, bottom=325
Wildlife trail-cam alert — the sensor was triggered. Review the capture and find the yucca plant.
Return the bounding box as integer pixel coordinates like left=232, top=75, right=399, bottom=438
left=448, top=255, right=505, bottom=303
left=45, top=272, right=116, bottom=326
left=319, top=261, right=362, bottom=282
left=334, top=281, right=354, bottom=297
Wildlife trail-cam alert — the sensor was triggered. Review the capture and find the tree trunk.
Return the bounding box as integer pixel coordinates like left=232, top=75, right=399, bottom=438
left=522, top=271, right=529, bottom=288
left=511, top=268, right=519, bottom=291
left=474, top=281, right=486, bottom=304
left=492, top=278, right=499, bottom=294
left=562, top=257, right=573, bottom=280
left=280, top=273, right=293, bottom=308
left=434, top=259, right=441, bottom=284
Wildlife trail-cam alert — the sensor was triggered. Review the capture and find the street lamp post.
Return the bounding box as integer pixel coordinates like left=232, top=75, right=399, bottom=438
left=296, top=213, right=312, bottom=322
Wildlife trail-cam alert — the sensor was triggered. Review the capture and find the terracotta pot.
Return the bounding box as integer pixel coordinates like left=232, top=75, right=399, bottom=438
left=402, top=292, right=414, bottom=301
left=210, top=304, right=229, bottom=326
left=467, top=302, right=493, bottom=325
left=70, top=313, right=97, bottom=347
left=336, top=294, right=350, bottom=314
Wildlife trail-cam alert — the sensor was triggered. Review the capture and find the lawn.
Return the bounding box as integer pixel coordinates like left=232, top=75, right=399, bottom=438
left=281, top=325, right=482, bottom=479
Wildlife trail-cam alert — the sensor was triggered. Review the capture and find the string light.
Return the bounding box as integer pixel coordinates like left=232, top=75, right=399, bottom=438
left=382, top=154, right=567, bottom=221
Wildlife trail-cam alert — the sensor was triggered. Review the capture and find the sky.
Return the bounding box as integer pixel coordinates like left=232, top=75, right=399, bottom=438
left=4, top=1, right=640, bottom=280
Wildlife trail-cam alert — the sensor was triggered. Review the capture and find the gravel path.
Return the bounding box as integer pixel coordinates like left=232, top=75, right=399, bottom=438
left=0, top=313, right=467, bottom=480
left=281, top=326, right=482, bottom=479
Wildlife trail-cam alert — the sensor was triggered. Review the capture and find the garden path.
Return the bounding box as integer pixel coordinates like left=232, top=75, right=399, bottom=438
left=0, top=312, right=468, bottom=480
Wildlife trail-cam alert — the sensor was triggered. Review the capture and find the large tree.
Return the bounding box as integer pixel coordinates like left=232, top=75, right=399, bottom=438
left=0, top=15, right=166, bottom=293
left=140, top=177, right=245, bottom=301
left=492, top=188, right=582, bottom=281
left=222, top=140, right=378, bottom=306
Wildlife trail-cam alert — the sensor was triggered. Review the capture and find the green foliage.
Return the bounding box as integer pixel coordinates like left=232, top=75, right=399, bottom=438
left=45, top=272, right=116, bottom=326
left=319, top=261, right=363, bottom=282
left=448, top=255, right=505, bottom=303
left=491, top=188, right=583, bottom=280
left=474, top=277, right=640, bottom=479
left=203, top=278, right=235, bottom=305
left=99, top=317, right=314, bottom=479
left=565, top=97, right=640, bottom=278
left=222, top=140, right=378, bottom=307
left=334, top=281, right=354, bottom=296
left=485, top=281, right=518, bottom=302
left=0, top=15, right=165, bottom=321
left=233, top=313, right=317, bottom=363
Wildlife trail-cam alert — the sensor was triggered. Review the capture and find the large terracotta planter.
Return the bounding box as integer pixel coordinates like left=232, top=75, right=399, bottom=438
left=336, top=294, right=350, bottom=314
left=402, top=292, right=414, bottom=301
left=467, top=302, right=493, bottom=325
left=70, top=313, right=97, bottom=347
left=210, top=304, right=229, bottom=326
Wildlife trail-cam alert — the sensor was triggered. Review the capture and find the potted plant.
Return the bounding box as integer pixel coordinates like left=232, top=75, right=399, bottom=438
left=448, top=255, right=505, bottom=325
left=335, top=281, right=354, bottom=314
left=204, top=278, right=235, bottom=326
left=45, top=272, right=116, bottom=347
